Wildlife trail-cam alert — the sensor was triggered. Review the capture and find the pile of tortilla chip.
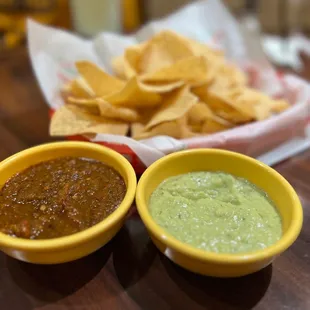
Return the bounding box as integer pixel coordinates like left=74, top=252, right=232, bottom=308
left=51, top=30, right=290, bottom=140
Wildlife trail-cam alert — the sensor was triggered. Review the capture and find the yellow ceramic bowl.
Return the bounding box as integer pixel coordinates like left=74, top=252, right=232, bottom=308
left=0, top=141, right=136, bottom=264
left=136, top=149, right=303, bottom=277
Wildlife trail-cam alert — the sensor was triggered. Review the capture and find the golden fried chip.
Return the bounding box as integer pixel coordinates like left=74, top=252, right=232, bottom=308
left=111, top=56, right=126, bottom=79
left=145, top=86, right=198, bottom=130
left=201, top=116, right=234, bottom=134
left=50, top=105, right=128, bottom=136
left=218, top=62, right=247, bottom=86
left=67, top=96, right=98, bottom=106
left=187, top=101, right=233, bottom=134
left=192, top=85, right=253, bottom=123
left=96, top=99, right=139, bottom=122
left=129, top=107, right=157, bottom=138
left=134, top=121, right=181, bottom=139
left=270, top=99, right=290, bottom=113
left=138, top=80, right=184, bottom=93
left=104, top=76, right=162, bottom=108
left=125, top=42, right=147, bottom=73
left=234, top=88, right=274, bottom=121
left=61, top=77, right=94, bottom=102
left=209, top=62, right=248, bottom=91
left=134, top=116, right=193, bottom=140
left=67, top=97, right=139, bottom=122
left=111, top=55, right=137, bottom=80
left=123, top=58, right=137, bottom=80
left=112, top=43, right=146, bottom=80
left=188, top=102, right=214, bottom=126
left=181, top=127, right=201, bottom=139
left=252, top=104, right=272, bottom=121
left=66, top=97, right=100, bottom=115
left=188, top=123, right=202, bottom=133
left=141, top=56, right=210, bottom=85
left=185, top=37, right=224, bottom=59
left=131, top=122, right=145, bottom=138
left=76, top=61, right=125, bottom=96
left=221, top=88, right=289, bottom=122
left=139, top=30, right=193, bottom=74
left=71, top=77, right=94, bottom=97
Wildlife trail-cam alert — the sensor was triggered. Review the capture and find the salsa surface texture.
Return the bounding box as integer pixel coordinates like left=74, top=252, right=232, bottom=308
left=149, top=171, right=282, bottom=254
left=0, top=157, right=126, bottom=239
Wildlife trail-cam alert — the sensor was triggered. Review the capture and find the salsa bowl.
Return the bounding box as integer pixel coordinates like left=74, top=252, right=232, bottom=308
left=0, top=141, right=136, bottom=264
left=136, top=149, right=303, bottom=277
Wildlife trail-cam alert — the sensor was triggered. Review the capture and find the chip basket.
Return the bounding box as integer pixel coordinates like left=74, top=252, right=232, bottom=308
left=49, top=101, right=310, bottom=176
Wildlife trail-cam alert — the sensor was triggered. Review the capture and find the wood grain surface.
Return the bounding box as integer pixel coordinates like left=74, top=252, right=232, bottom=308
left=0, top=48, right=309, bottom=310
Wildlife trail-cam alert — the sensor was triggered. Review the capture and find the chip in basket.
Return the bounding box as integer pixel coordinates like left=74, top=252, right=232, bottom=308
left=50, top=105, right=129, bottom=136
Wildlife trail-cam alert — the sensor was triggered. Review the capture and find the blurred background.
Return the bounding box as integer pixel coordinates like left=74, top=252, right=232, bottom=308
left=1, top=0, right=310, bottom=70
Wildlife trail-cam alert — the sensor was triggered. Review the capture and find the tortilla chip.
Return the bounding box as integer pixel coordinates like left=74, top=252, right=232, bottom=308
left=212, top=62, right=248, bottom=89
left=123, top=59, right=137, bottom=80
left=138, top=80, right=184, bottom=93
left=181, top=127, right=201, bottom=138
left=66, top=97, right=100, bottom=115
left=134, top=116, right=191, bottom=140
left=209, top=93, right=254, bottom=123
left=141, top=56, right=210, bottom=85
left=96, top=99, right=139, bottom=122
left=139, top=30, right=193, bottom=74
left=188, top=102, right=214, bottom=126
left=71, top=77, right=94, bottom=97
left=67, top=96, right=139, bottom=122
left=112, top=55, right=137, bottom=80
left=252, top=104, right=272, bottom=121
left=131, top=122, right=145, bottom=138
left=61, top=77, right=93, bottom=101
left=134, top=121, right=180, bottom=140
left=145, top=86, right=198, bottom=130
left=111, top=56, right=126, bottom=79
left=76, top=61, right=125, bottom=96
left=50, top=105, right=128, bottom=136
left=125, top=42, right=147, bottom=73
left=185, top=37, right=224, bottom=59
left=234, top=88, right=274, bottom=121
left=104, top=76, right=162, bottom=108
left=67, top=97, right=98, bottom=106
left=270, top=99, right=290, bottom=113
left=218, top=88, right=288, bottom=122
left=201, top=116, right=234, bottom=134
left=111, top=43, right=146, bottom=80
left=188, top=101, right=234, bottom=134
left=192, top=85, right=253, bottom=123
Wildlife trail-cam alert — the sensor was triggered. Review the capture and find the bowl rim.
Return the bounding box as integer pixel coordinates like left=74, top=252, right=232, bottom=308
left=0, top=141, right=137, bottom=251
left=136, top=148, right=303, bottom=264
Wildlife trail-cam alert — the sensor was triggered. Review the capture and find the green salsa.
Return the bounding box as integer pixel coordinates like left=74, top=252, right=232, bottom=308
left=149, top=171, right=282, bottom=254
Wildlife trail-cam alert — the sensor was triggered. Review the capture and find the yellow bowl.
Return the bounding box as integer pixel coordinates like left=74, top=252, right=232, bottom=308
left=0, top=141, right=136, bottom=264
left=136, top=149, right=303, bottom=277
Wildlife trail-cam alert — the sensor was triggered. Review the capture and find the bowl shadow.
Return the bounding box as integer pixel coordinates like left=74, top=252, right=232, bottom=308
left=160, top=254, right=272, bottom=310
left=6, top=240, right=113, bottom=305
left=113, top=217, right=157, bottom=289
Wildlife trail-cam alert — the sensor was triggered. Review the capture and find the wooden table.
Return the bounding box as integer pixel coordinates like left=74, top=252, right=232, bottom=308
left=0, top=48, right=309, bottom=310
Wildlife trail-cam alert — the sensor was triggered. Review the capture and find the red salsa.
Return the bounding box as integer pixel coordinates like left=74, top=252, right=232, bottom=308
left=0, top=157, right=126, bottom=239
